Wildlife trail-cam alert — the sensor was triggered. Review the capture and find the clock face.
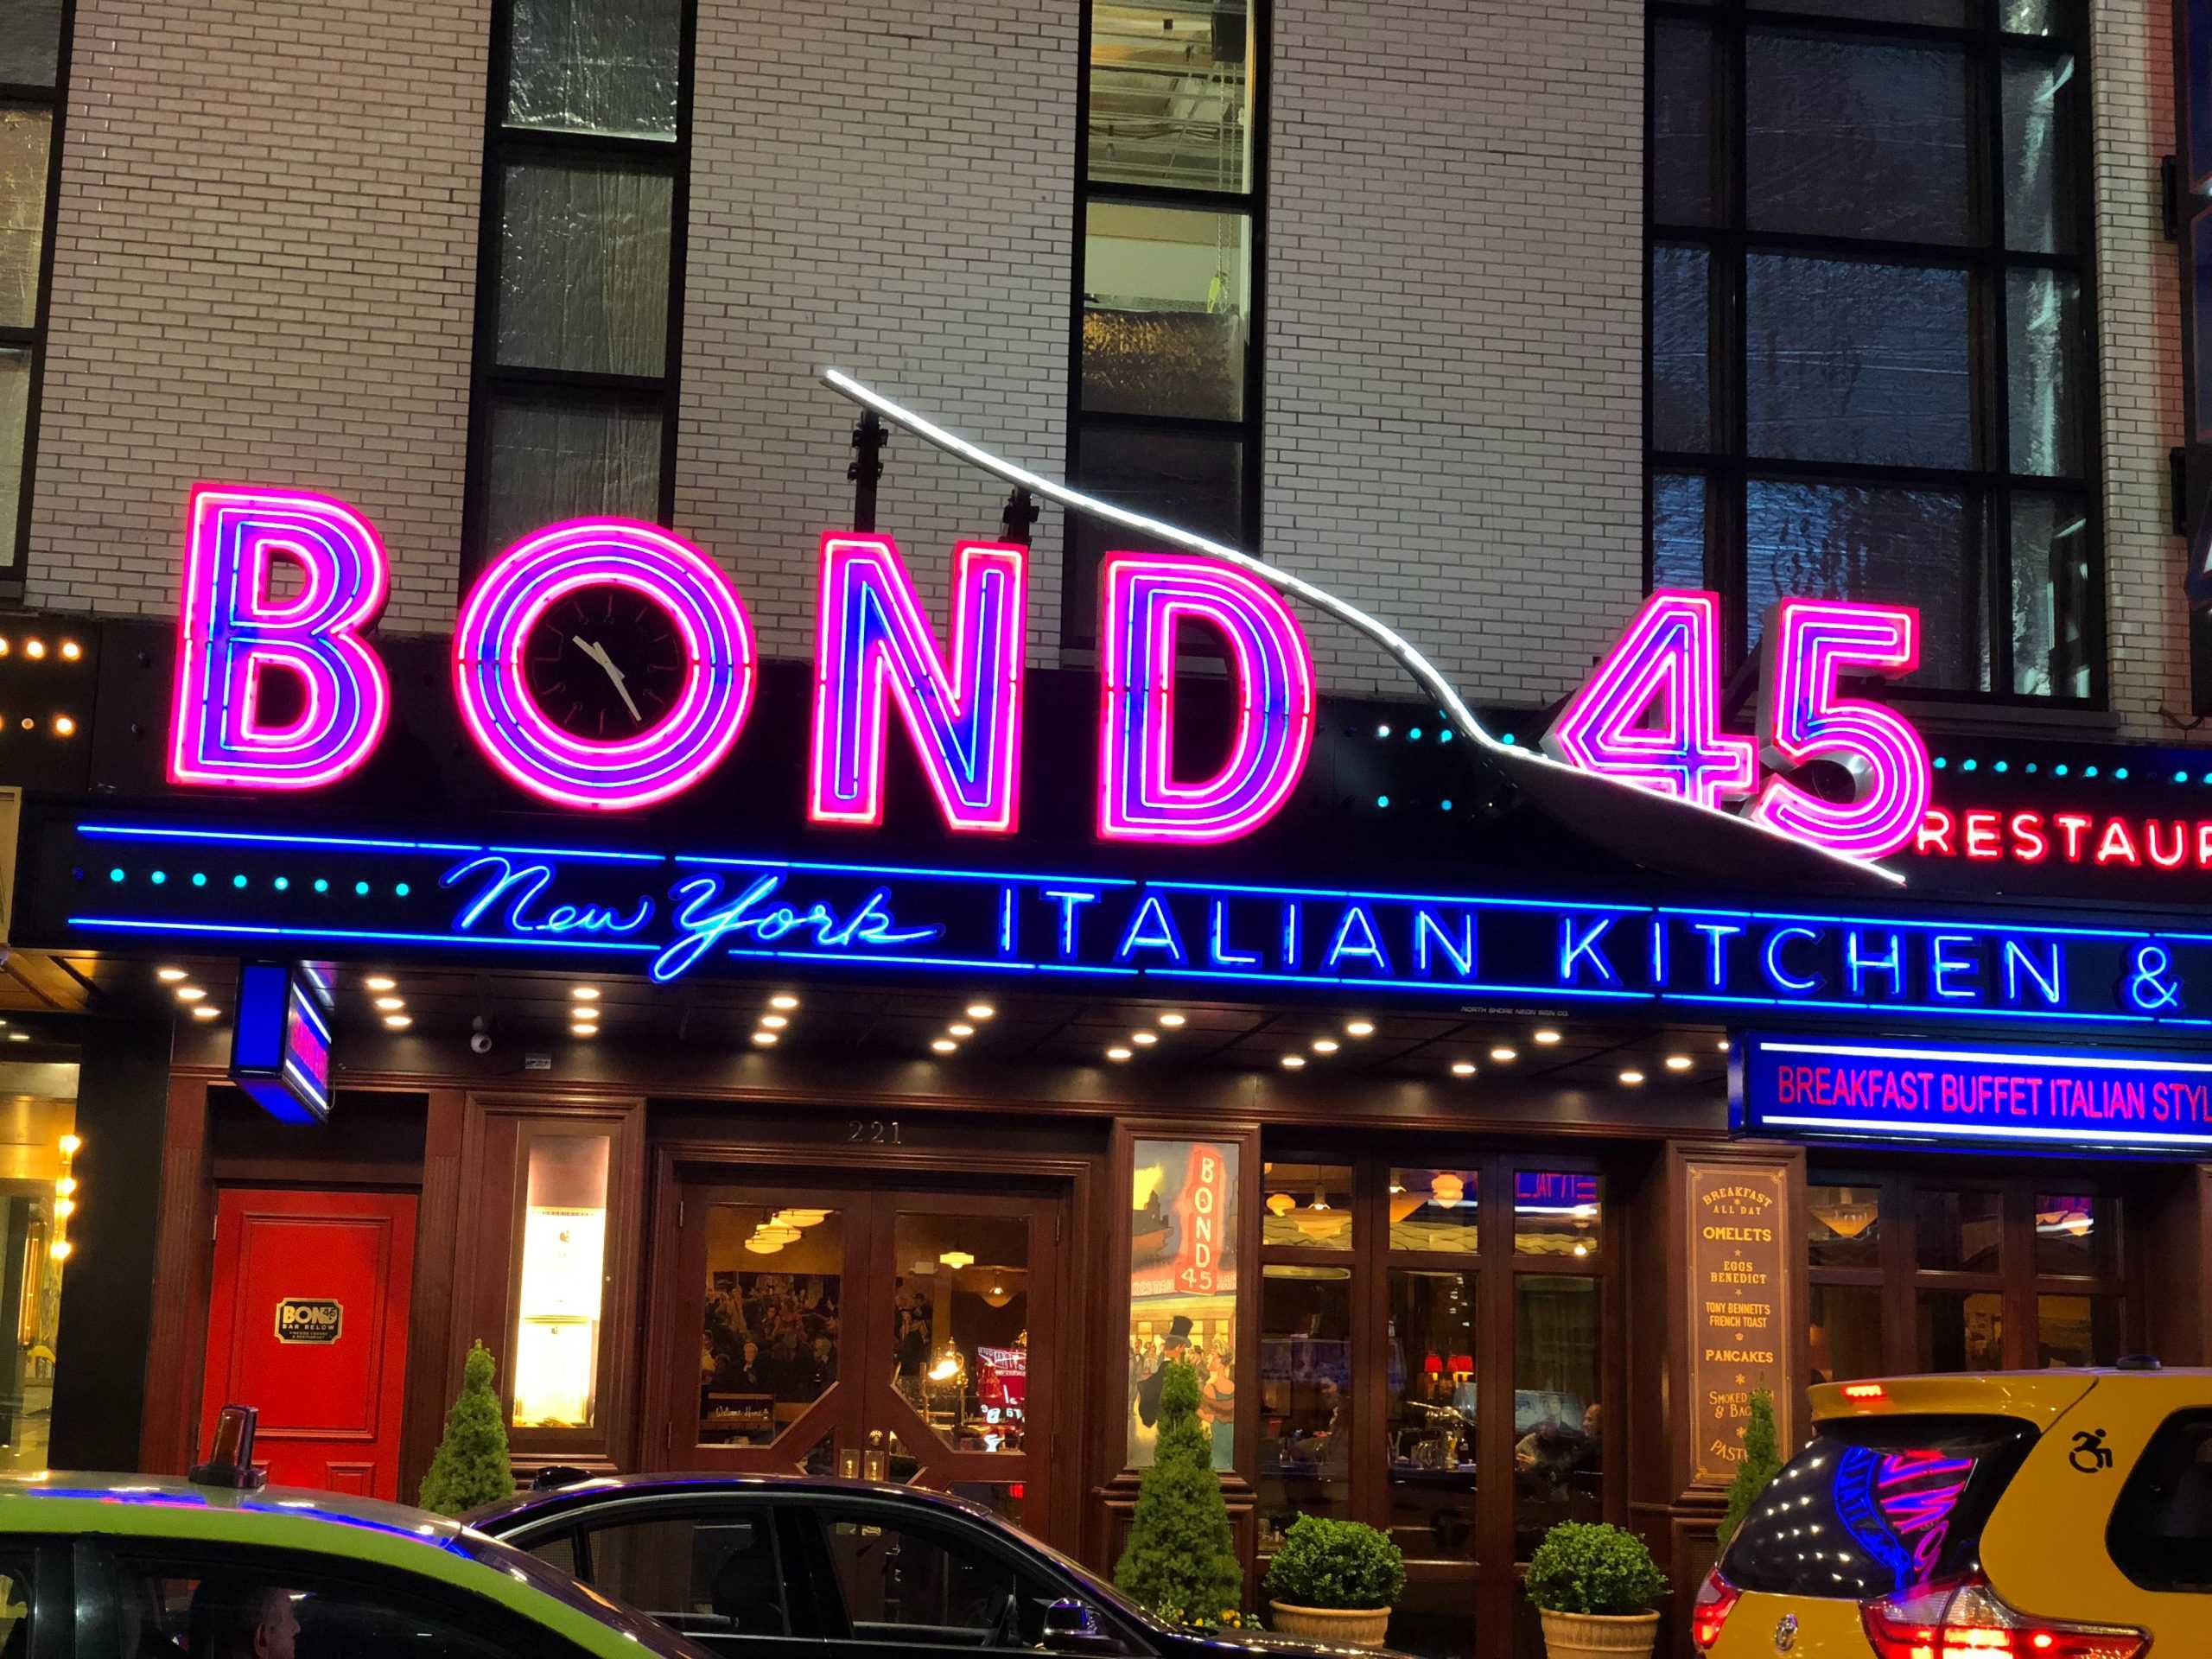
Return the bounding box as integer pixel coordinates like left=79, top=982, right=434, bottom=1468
left=524, top=585, right=687, bottom=740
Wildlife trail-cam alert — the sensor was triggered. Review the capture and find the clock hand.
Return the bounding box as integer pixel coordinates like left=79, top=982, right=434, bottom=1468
left=571, top=633, right=645, bottom=725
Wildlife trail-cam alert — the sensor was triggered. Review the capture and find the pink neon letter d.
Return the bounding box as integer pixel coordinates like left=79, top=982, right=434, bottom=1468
left=1096, top=552, right=1316, bottom=844
left=169, top=484, right=392, bottom=791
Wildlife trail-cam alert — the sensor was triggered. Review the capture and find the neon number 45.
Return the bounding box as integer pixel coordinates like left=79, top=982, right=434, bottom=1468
left=1543, top=591, right=1930, bottom=861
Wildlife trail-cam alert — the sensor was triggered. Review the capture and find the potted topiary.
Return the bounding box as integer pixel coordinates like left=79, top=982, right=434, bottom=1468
left=1262, top=1515, right=1407, bottom=1649
left=1115, top=1358, right=1244, bottom=1629
left=418, top=1339, right=515, bottom=1516
left=1525, top=1521, right=1667, bottom=1659
left=1715, top=1389, right=1783, bottom=1550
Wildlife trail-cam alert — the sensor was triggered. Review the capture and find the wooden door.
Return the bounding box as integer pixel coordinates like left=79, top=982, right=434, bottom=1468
left=200, top=1187, right=417, bottom=1497
left=666, top=1179, right=1059, bottom=1534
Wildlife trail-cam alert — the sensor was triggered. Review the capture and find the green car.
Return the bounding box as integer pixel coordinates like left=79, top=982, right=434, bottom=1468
left=0, top=1474, right=713, bottom=1659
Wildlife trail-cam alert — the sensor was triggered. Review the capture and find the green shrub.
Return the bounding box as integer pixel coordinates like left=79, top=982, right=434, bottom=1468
left=1114, top=1360, right=1243, bottom=1624
left=1717, top=1389, right=1783, bottom=1551
left=1524, top=1522, right=1666, bottom=1617
left=1262, top=1516, right=1406, bottom=1611
left=418, top=1340, right=514, bottom=1516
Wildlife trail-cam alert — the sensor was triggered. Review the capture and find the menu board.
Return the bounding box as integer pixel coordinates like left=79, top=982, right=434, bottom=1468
left=1686, top=1160, right=1792, bottom=1487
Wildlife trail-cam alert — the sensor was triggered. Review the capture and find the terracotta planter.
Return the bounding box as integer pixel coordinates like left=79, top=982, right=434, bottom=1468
left=1536, top=1609, right=1661, bottom=1659
left=1267, top=1600, right=1393, bottom=1648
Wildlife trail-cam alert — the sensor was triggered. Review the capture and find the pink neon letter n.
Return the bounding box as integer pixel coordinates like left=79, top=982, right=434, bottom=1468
left=809, top=534, right=1027, bottom=834
left=1096, top=552, right=1316, bottom=844
left=169, top=484, right=391, bottom=791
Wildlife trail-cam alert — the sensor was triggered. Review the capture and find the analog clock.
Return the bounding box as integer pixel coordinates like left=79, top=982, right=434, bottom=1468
left=523, top=585, right=687, bottom=740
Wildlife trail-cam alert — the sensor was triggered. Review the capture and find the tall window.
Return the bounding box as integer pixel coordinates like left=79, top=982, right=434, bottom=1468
left=466, top=0, right=694, bottom=570
left=1647, top=1, right=2100, bottom=702
left=1067, top=1, right=1265, bottom=645
left=0, top=0, right=67, bottom=584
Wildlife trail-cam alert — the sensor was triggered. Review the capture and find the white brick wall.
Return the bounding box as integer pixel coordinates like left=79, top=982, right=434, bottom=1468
left=17, top=0, right=2187, bottom=745
left=28, top=0, right=485, bottom=630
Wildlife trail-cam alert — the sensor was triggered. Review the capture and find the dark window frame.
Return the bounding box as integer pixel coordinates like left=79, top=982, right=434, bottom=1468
left=461, top=0, right=699, bottom=585
left=1645, top=0, right=2107, bottom=708
left=1063, top=0, right=1271, bottom=653
left=0, top=0, right=76, bottom=596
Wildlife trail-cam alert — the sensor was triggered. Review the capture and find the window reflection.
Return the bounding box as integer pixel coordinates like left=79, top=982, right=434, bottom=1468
left=1263, top=1163, right=1353, bottom=1251
left=1808, top=1185, right=1882, bottom=1269
left=699, top=1205, right=842, bottom=1446
left=1392, top=1169, right=1479, bottom=1253
left=1086, top=1, right=1254, bottom=194
left=1388, top=1269, right=1478, bottom=1560
left=1513, top=1172, right=1600, bottom=1257
left=891, top=1212, right=1029, bottom=1454
left=1083, top=201, right=1249, bottom=423
left=1513, top=1276, right=1602, bottom=1559
left=1259, top=1266, right=1351, bottom=1547
left=2034, top=1192, right=2107, bottom=1275
left=1809, top=1282, right=1885, bottom=1384
left=1916, top=1189, right=2003, bottom=1273
left=1917, top=1288, right=2004, bottom=1372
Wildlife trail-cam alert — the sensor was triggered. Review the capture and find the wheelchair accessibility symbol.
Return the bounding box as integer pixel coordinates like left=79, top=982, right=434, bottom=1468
left=2070, top=1427, right=2113, bottom=1472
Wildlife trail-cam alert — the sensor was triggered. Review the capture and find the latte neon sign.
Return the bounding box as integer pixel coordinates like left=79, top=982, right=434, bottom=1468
left=165, top=484, right=1929, bottom=861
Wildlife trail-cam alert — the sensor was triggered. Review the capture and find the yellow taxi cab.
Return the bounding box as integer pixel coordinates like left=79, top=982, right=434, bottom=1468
left=1689, top=1359, right=2212, bottom=1658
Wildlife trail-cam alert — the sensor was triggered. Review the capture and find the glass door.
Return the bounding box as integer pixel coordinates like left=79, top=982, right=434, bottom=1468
left=667, top=1182, right=1060, bottom=1532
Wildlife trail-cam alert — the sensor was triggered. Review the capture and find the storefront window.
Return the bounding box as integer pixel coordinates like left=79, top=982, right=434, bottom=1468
left=1806, top=1184, right=1881, bottom=1268
left=1513, top=1171, right=1602, bottom=1258
left=699, top=1202, right=842, bottom=1449
left=1259, top=1265, right=1351, bottom=1546
left=1917, top=1287, right=2004, bottom=1371
left=1128, top=1138, right=1238, bottom=1470
left=1262, top=1163, right=1353, bottom=1251
left=1082, top=201, right=1249, bottom=423
left=1916, top=1187, right=2003, bottom=1271
left=511, top=1134, right=609, bottom=1429
left=2035, top=1192, right=2108, bottom=1275
left=1390, top=1167, right=1478, bottom=1252
left=1808, top=1282, right=1883, bottom=1384
left=891, top=1212, right=1029, bottom=1455
left=1387, top=1268, right=1478, bottom=1560
left=2037, top=1292, right=2121, bottom=1368
left=1512, top=1276, right=1603, bottom=1558
left=0, top=1092, right=75, bottom=1473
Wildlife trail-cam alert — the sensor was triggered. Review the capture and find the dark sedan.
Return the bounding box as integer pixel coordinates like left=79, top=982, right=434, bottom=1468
left=466, top=1474, right=1392, bottom=1659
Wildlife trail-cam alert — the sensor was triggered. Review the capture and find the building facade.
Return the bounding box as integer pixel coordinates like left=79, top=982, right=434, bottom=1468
left=1, top=3, right=2210, bottom=1659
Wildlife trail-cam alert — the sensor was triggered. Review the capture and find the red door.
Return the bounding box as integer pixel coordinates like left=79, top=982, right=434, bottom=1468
left=200, top=1188, right=416, bottom=1498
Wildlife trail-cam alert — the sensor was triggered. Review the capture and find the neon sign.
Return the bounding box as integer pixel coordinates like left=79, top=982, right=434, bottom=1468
left=1546, top=592, right=1930, bottom=861
left=808, top=534, right=1026, bottom=834
left=1737, top=1033, right=2212, bottom=1152
left=1917, top=805, right=2212, bottom=870
left=59, top=819, right=2212, bottom=1027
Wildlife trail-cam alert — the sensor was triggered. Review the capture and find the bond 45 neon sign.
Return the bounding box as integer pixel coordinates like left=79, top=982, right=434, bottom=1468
left=167, top=486, right=1925, bottom=862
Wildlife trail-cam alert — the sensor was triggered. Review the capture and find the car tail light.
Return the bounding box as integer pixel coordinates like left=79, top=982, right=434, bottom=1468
left=1690, top=1567, right=1740, bottom=1651
left=1840, top=1382, right=1889, bottom=1402
left=1862, top=1574, right=2147, bottom=1659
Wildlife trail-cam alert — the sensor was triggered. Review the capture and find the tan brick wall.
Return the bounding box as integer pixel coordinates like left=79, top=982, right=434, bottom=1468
left=27, top=0, right=486, bottom=629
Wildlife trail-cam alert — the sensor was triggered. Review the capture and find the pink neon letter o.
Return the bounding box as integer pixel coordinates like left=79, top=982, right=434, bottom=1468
left=454, top=519, right=755, bottom=810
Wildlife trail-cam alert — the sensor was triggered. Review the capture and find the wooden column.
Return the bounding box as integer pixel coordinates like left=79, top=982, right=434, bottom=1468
left=125, top=1067, right=213, bottom=1474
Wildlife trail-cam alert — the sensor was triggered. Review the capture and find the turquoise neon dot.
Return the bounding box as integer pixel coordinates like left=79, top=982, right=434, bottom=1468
left=2085, top=766, right=2100, bottom=779
left=107, top=868, right=124, bottom=883
left=273, top=877, right=289, bottom=892
left=1501, top=732, right=1517, bottom=747
left=1376, top=795, right=1391, bottom=809
left=1934, top=756, right=1948, bottom=770
left=232, top=874, right=248, bottom=889
left=2117, top=767, right=2130, bottom=780
left=2177, top=771, right=2191, bottom=785
left=2025, top=763, right=2039, bottom=775
left=1408, top=728, right=1423, bottom=741
left=1440, top=729, right=1453, bottom=744
left=2054, top=763, right=2069, bottom=777
left=1440, top=799, right=1454, bottom=811
left=1376, top=724, right=1392, bottom=739
left=192, top=872, right=207, bottom=887
left=395, top=882, right=410, bottom=898
left=150, top=870, right=167, bottom=885
left=354, top=880, right=371, bottom=896
left=1993, top=760, right=2008, bottom=773
left=314, top=879, right=329, bottom=893
left=1961, top=759, right=1978, bottom=772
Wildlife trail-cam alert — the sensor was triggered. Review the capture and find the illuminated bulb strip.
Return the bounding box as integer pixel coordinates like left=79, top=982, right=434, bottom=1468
left=819, top=369, right=1902, bottom=886
left=454, top=519, right=756, bottom=810
left=809, top=534, right=1027, bottom=834
left=1096, top=554, right=1316, bottom=843
left=168, top=485, right=392, bottom=791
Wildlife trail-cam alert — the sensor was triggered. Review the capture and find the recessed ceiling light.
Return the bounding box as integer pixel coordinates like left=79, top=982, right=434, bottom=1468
left=1313, top=1038, right=1340, bottom=1054
left=1533, top=1028, right=1561, bottom=1045
left=1107, top=1046, right=1133, bottom=1062
left=931, top=1038, right=959, bottom=1054
left=373, top=995, right=404, bottom=1011
left=364, top=975, right=396, bottom=992
left=383, top=1014, right=412, bottom=1030
left=771, top=993, right=801, bottom=1011
left=948, top=1022, right=975, bottom=1038
left=753, top=1030, right=779, bottom=1046
left=760, top=1014, right=790, bottom=1030
left=574, top=1022, right=601, bottom=1038
left=1344, top=1019, right=1375, bottom=1037
left=190, top=1007, right=219, bottom=1021
left=1450, top=1060, right=1477, bottom=1077
left=1281, top=1053, right=1306, bottom=1069
left=1158, top=1011, right=1186, bottom=1027
left=1491, top=1046, right=1517, bottom=1062
left=965, top=1002, right=995, bottom=1020
left=156, top=966, right=188, bottom=982
left=1717, top=1038, right=1731, bottom=1052
left=1619, top=1069, right=1646, bottom=1085
left=572, top=986, right=600, bottom=1001
left=1665, top=1054, right=1692, bottom=1071
left=1131, top=1030, right=1159, bottom=1046
left=175, top=986, right=206, bottom=1002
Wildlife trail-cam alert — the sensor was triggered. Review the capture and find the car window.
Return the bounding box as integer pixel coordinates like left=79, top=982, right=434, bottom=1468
left=1720, top=1414, right=2037, bottom=1600
left=579, top=1512, right=787, bottom=1637
left=2109, top=1408, right=2212, bottom=1592
left=525, top=1534, right=579, bottom=1580
left=814, top=1511, right=1020, bottom=1644
left=0, top=1555, right=29, bottom=1659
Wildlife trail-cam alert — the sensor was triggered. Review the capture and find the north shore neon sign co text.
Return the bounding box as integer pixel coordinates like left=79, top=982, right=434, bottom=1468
left=167, top=486, right=1933, bottom=860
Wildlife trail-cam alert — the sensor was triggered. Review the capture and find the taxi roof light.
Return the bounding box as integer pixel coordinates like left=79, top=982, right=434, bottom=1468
left=188, top=1402, right=268, bottom=1491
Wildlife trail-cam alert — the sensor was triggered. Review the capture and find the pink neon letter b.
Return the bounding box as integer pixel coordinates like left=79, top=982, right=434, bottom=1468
left=169, top=484, right=391, bottom=791
left=1096, top=552, right=1316, bottom=844
left=809, top=533, right=1027, bottom=834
